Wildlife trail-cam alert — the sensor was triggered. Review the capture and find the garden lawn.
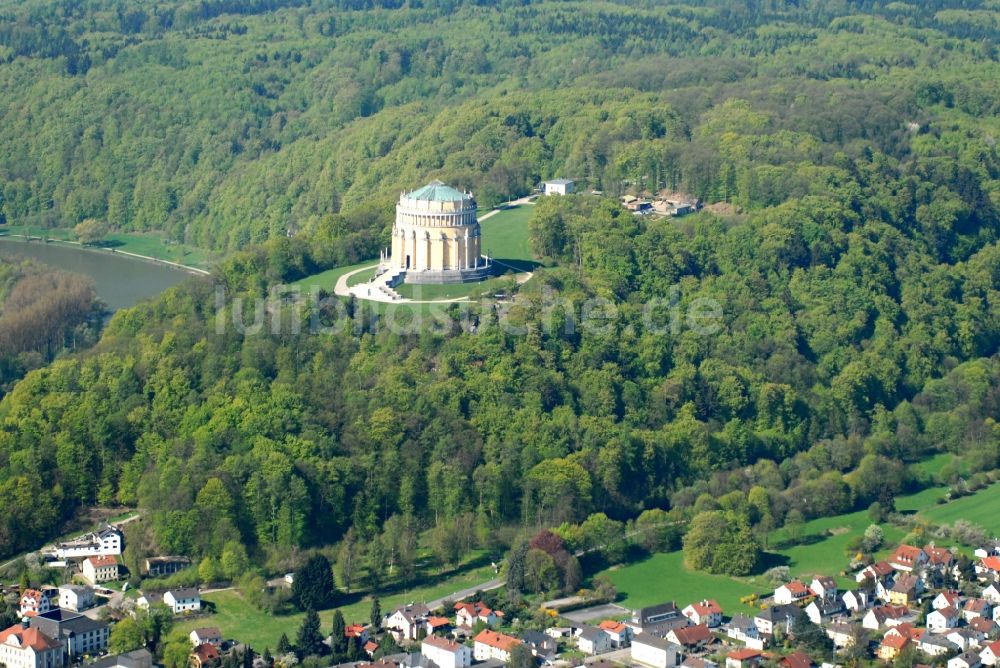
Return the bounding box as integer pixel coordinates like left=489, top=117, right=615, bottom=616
left=480, top=205, right=534, bottom=262
left=603, top=551, right=762, bottom=614
left=394, top=275, right=518, bottom=301
left=288, top=260, right=377, bottom=292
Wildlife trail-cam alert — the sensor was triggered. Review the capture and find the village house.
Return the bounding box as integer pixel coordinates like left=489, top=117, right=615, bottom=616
left=878, top=631, right=910, bottom=661
left=966, top=599, right=993, bottom=622
left=424, top=616, right=451, bottom=636
left=890, top=545, right=929, bottom=573
left=90, top=649, right=153, bottom=668
left=597, top=620, right=632, bottom=648
left=780, top=651, right=813, bottom=668
left=384, top=604, right=430, bottom=643
left=190, top=643, right=219, bottom=668
left=975, top=542, right=1000, bottom=560
left=666, top=624, right=713, bottom=651
left=810, top=576, right=838, bottom=602
left=189, top=628, right=222, bottom=647
left=420, top=636, right=471, bottom=668
left=19, top=590, right=53, bottom=618
left=774, top=580, right=813, bottom=605
left=544, top=179, right=575, bottom=196
left=863, top=605, right=913, bottom=630
left=0, top=620, right=64, bottom=668
left=163, top=588, right=200, bottom=614
left=857, top=561, right=895, bottom=584
left=919, top=634, right=958, bottom=657
left=631, top=633, right=682, bottom=668
left=57, top=585, right=94, bottom=613
left=726, top=648, right=763, bottom=668
left=754, top=604, right=804, bottom=637
left=925, top=545, right=956, bottom=571
left=32, top=609, right=109, bottom=661
left=980, top=639, right=1000, bottom=665
left=888, top=573, right=922, bottom=606
left=630, top=602, right=687, bottom=635
left=576, top=625, right=612, bottom=655
left=727, top=615, right=763, bottom=650
left=842, top=589, right=871, bottom=612
left=683, top=600, right=724, bottom=627
left=948, top=628, right=984, bottom=651
left=949, top=651, right=983, bottom=668
left=454, top=601, right=499, bottom=628
left=935, top=591, right=963, bottom=610
left=51, top=524, right=123, bottom=560
left=681, top=658, right=718, bottom=668
left=927, top=606, right=961, bottom=632
left=983, top=585, right=1000, bottom=605
left=969, top=617, right=996, bottom=638
left=825, top=622, right=857, bottom=649
left=344, top=624, right=370, bottom=645
left=472, top=630, right=520, bottom=663
left=977, top=558, right=1000, bottom=582
left=804, top=600, right=845, bottom=626
left=519, top=630, right=557, bottom=662
left=81, top=555, right=119, bottom=585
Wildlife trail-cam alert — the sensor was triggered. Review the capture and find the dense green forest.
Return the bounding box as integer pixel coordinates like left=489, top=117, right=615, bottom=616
left=0, top=0, right=998, bottom=585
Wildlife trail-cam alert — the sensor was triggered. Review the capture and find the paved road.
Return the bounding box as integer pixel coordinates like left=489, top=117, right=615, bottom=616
left=426, top=577, right=503, bottom=610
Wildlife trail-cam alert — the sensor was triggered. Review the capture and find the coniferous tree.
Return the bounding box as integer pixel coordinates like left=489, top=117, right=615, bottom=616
left=330, top=610, right=347, bottom=659
left=292, top=555, right=336, bottom=612
left=295, top=610, right=324, bottom=658
left=370, top=597, right=382, bottom=630
left=276, top=634, right=291, bottom=656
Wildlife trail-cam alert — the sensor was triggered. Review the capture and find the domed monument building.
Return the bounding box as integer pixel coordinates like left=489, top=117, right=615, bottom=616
left=382, top=180, right=491, bottom=284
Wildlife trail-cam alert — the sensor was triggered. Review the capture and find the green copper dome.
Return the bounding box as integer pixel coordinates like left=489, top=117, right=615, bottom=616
left=405, top=179, right=470, bottom=202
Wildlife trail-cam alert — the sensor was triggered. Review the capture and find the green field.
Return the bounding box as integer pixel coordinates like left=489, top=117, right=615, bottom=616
left=346, top=266, right=379, bottom=287
left=288, top=260, right=378, bottom=292
left=479, top=204, right=535, bottom=263
left=175, top=559, right=497, bottom=649
left=604, top=552, right=761, bottom=614
left=916, top=482, right=1000, bottom=535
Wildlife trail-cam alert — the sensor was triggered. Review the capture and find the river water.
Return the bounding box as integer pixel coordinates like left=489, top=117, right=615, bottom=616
left=0, top=237, right=195, bottom=311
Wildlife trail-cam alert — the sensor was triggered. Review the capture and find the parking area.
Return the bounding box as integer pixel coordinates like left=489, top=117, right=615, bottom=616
left=561, top=603, right=632, bottom=623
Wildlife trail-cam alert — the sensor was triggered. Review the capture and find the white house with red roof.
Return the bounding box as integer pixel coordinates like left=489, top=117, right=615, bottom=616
left=928, top=606, right=961, bottom=632
left=774, top=580, right=812, bottom=605
left=18, top=591, right=52, bottom=618
left=0, top=621, right=64, bottom=668
left=81, top=555, right=119, bottom=585
left=857, top=561, right=895, bottom=583
left=597, top=620, right=632, bottom=647
left=421, top=636, right=471, bottom=668
left=454, top=601, right=500, bottom=628
left=683, top=600, right=723, bottom=627
left=889, top=545, right=928, bottom=573
left=983, top=585, right=1000, bottom=605
left=935, top=592, right=963, bottom=610
left=472, top=630, right=520, bottom=662
left=979, top=639, right=1000, bottom=665
left=977, top=557, right=1000, bottom=582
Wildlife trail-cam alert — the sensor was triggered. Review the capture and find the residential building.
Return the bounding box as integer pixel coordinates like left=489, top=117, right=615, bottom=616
left=597, top=620, right=632, bottom=648
left=774, top=580, right=812, bottom=605
left=935, top=592, right=963, bottom=610
left=81, top=556, right=119, bottom=585
left=980, top=640, right=1000, bottom=665
left=983, top=585, right=1000, bottom=606
left=805, top=600, right=845, bottom=626
left=888, top=573, right=921, bottom=606
left=878, top=632, right=910, bottom=661
left=948, top=628, right=984, bottom=651
left=420, top=636, right=471, bottom=668
left=726, top=649, right=763, bottom=668
left=454, top=601, right=499, bottom=628
left=781, top=651, right=813, bottom=668
left=52, top=525, right=123, bottom=560
left=925, top=545, right=956, bottom=571
left=727, top=615, right=763, bottom=650
left=144, top=557, right=191, bottom=578
left=519, top=631, right=557, bottom=662
left=928, top=607, right=961, bottom=632
left=163, top=588, right=200, bottom=614
left=190, top=643, right=220, bottom=668
left=681, top=658, right=718, bottom=668
left=631, top=602, right=687, bottom=636
left=345, top=624, right=370, bottom=644
left=19, top=590, right=53, bottom=618
left=890, top=545, right=929, bottom=573
left=949, top=651, right=982, bottom=668
left=842, top=589, right=870, bottom=612
left=385, top=604, right=430, bottom=643
left=977, top=558, right=1000, bottom=582
left=57, top=585, right=94, bottom=612
left=0, top=621, right=63, bottom=668
left=472, top=630, right=520, bottom=663
left=189, top=628, right=222, bottom=647
left=631, top=634, right=681, bottom=668
left=754, top=605, right=805, bottom=637
left=863, top=605, right=912, bottom=630
left=666, top=624, right=712, bottom=651
left=825, top=622, right=857, bottom=649
left=32, top=609, right=109, bottom=661
left=683, top=600, right=723, bottom=627
left=576, top=626, right=611, bottom=655
left=976, top=542, right=1000, bottom=560
left=919, top=635, right=958, bottom=657
left=970, top=617, right=996, bottom=637
left=810, top=576, right=838, bottom=602
left=544, top=179, right=575, bottom=196
left=967, top=599, right=993, bottom=622
left=856, top=561, right=895, bottom=583
left=424, top=616, right=451, bottom=636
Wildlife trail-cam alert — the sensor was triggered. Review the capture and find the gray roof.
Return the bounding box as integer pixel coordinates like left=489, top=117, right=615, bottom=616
left=546, top=179, right=574, bottom=185
left=634, top=602, right=679, bottom=623
left=577, top=625, right=608, bottom=641
left=167, top=587, right=199, bottom=599
left=90, top=649, right=152, bottom=668
left=729, top=614, right=758, bottom=630
left=756, top=604, right=805, bottom=622
left=633, top=634, right=680, bottom=653
left=33, top=608, right=108, bottom=636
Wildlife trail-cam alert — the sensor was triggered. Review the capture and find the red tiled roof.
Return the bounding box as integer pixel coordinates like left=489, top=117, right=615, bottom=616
left=0, top=625, right=61, bottom=652
left=599, top=620, right=627, bottom=634
left=728, top=648, right=762, bottom=660
left=86, top=555, right=118, bottom=568
left=427, top=616, right=451, bottom=628
left=670, top=624, right=712, bottom=646
left=192, top=643, right=220, bottom=664
left=473, top=630, right=520, bottom=652
left=965, top=599, right=988, bottom=613
left=346, top=624, right=367, bottom=638
left=881, top=634, right=909, bottom=650
left=982, top=557, right=1000, bottom=572
left=924, top=545, right=954, bottom=565
left=688, top=599, right=723, bottom=615
left=783, top=580, right=810, bottom=595
left=364, top=641, right=379, bottom=654
left=781, top=651, right=812, bottom=668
